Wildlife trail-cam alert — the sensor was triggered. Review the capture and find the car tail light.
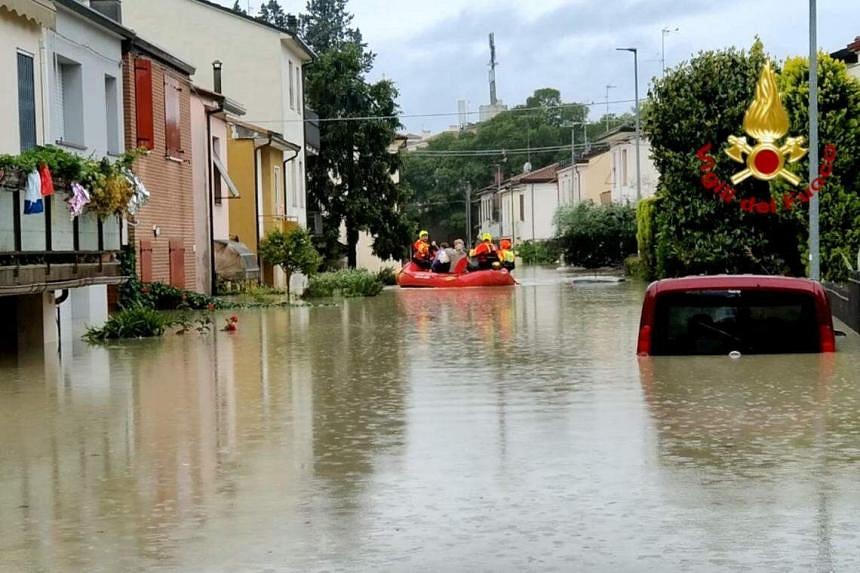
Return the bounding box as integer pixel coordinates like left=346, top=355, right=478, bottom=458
left=819, top=324, right=836, bottom=353
left=637, top=325, right=652, bottom=355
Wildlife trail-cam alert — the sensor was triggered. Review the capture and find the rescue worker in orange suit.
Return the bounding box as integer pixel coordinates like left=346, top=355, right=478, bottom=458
left=497, top=238, right=516, bottom=271
left=412, top=230, right=434, bottom=269
left=468, top=233, right=499, bottom=270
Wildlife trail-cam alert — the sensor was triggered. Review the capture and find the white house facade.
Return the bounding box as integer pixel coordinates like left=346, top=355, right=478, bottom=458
left=122, top=0, right=314, bottom=229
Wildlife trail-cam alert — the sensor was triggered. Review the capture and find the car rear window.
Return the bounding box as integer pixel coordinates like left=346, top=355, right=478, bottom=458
left=651, top=289, right=820, bottom=355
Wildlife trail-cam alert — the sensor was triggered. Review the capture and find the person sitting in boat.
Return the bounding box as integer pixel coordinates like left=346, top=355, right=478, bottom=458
left=450, top=239, right=468, bottom=272
left=412, top=230, right=434, bottom=269
left=431, top=242, right=453, bottom=273
left=469, top=233, right=499, bottom=270
left=497, top=239, right=516, bottom=271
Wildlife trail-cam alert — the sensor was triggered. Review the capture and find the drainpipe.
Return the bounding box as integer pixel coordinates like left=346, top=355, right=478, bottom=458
left=205, top=61, right=224, bottom=295
left=283, top=148, right=299, bottom=220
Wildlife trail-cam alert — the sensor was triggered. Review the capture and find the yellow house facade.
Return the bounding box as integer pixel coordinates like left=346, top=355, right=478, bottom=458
left=227, top=119, right=301, bottom=288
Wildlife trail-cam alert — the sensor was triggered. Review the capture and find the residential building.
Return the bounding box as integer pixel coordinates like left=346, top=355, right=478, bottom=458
left=121, top=35, right=198, bottom=290
left=580, top=146, right=613, bottom=204
left=226, top=118, right=301, bottom=288
left=190, top=82, right=246, bottom=294
left=122, top=0, right=315, bottom=250
left=478, top=163, right=560, bottom=243
left=831, top=36, right=860, bottom=80
left=601, top=127, right=659, bottom=204
left=0, top=0, right=138, bottom=352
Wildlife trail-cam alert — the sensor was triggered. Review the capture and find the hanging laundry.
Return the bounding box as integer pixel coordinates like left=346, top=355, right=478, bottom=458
left=38, top=163, right=54, bottom=197
left=68, top=182, right=91, bottom=219
left=123, top=168, right=149, bottom=217
left=23, top=169, right=43, bottom=215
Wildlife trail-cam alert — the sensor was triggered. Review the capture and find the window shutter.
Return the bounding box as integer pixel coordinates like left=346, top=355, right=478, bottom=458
left=54, top=60, right=65, bottom=142
left=164, top=75, right=181, bottom=156
left=17, top=52, right=37, bottom=151
left=134, top=58, right=154, bottom=150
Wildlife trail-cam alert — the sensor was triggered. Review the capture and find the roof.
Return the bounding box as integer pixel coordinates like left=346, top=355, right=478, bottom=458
left=646, top=275, right=823, bottom=296
left=513, top=162, right=559, bottom=184
left=229, top=116, right=300, bottom=152
left=53, top=0, right=131, bottom=38
left=125, top=36, right=196, bottom=76
left=593, top=125, right=636, bottom=145
left=192, top=85, right=246, bottom=116
left=831, top=36, right=860, bottom=64
left=189, top=0, right=316, bottom=61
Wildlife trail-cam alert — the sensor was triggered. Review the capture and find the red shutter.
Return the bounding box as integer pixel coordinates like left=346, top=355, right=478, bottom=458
left=134, top=58, right=154, bottom=150
left=139, top=240, right=153, bottom=283
left=169, top=240, right=185, bottom=289
left=164, top=76, right=182, bottom=157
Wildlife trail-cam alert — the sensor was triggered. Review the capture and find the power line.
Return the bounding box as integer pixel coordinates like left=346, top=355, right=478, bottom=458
left=241, top=98, right=638, bottom=125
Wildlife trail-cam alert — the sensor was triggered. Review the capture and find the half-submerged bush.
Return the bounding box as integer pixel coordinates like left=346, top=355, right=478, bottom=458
left=376, top=266, right=398, bottom=286
left=517, top=239, right=562, bottom=265
left=305, top=269, right=384, bottom=298
left=84, top=306, right=171, bottom=342
left=555, top=201, right=637, bottom=268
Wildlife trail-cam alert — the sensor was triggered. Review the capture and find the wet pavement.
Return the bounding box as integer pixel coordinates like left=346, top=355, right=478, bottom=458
left=2, top=267, right=860, bottom=572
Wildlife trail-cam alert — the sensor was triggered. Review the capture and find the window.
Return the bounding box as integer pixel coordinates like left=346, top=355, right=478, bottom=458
left=134, top=58, right=154, bottom=149
left=164, top=75, right=182, bottom=157
left=289, top=61, right=294, bottom=110
left=519, top=194, right=525, bottom=221
left=55, top=56, right=84, bottom=146
left=273, top=166, right=283, bottom=217
left=621, top=148, right=628, bottom=185
left=105, top=75, right=119, bottom=154
left=291, top=161, right=298, bottom=208
left=298, top=160, right=304, bottom=208
left=652, top=291, right=819, bottom=356
left=212, top=136, right=222, bottom=204
left=17, top=52, right=37, bottom=152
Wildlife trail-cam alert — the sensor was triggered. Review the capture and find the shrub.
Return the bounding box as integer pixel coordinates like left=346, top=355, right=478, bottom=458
left=635, top=197, right=659, bottom=281
left=554, top=201, right=637, bottom=268
left=516, top=239, right=561, bottom=265
left=258, top=227, right=322, bottom=298
left=624, top=255, right=646, bottom=279
left=305, top=269, right=384, bottom=298
left=84, top=306, right=170, bottom=342
left=376, top=266, right=398, bottom=286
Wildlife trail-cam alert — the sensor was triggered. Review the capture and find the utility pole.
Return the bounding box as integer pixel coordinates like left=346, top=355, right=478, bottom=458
left=809, top=0, right=820, bottom=280
left=465, top=182, right=472, bottom=247
left=661, top=27, right=678, bottom=76
left=605, top=84, right=616, bottom=132
left=617, top=47, right=642, bottom=201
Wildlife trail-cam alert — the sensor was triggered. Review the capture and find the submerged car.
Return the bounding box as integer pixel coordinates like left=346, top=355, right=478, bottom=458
left=637, top=275, right=836, bottom=356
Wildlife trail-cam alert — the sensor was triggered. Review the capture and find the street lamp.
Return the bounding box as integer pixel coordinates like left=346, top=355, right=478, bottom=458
left=616, top=47, right=641, bottom=202
left=604, top=84, right=616, bottom=132
left=661, top=27, right=678, bottom=76
left=809, top=0, right=820, bottom=280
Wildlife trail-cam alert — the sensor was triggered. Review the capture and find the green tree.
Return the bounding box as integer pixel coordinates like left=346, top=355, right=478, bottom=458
left=301, top=0, right=411, bottom=267
left=779, top=53, right=860, bottom=281
left=645, top=40, right=860, bottom=281
left=258, top=227, right=322, bottom=298
left=257, top=0, right=287, bottom=29
left=231, top=1, right=246, bottom=15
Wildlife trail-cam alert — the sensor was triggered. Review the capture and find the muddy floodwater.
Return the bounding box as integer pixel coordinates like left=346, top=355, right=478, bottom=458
left=2, top=267, right=860, bottom=572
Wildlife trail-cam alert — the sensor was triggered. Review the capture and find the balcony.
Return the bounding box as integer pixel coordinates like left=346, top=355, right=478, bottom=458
left=304, top=107, right=320, bottom=156
left=0, top=188, right=124, bottom=295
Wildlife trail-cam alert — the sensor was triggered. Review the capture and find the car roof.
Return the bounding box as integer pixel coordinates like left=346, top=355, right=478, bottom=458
left=646, top=275, right=822, bottom=296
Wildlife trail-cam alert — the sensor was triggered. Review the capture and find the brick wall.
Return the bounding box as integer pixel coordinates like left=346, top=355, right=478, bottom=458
left=123, top=52, right=197, bottom=291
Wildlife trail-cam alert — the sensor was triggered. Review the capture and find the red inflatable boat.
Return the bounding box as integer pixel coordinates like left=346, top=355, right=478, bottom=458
left=397, top=262, right=516, bottom=288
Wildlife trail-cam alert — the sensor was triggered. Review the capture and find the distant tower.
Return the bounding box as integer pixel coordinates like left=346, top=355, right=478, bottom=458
left=488, top=33, right=498, bottom=106
left=457, top=99, right=468, bottom=129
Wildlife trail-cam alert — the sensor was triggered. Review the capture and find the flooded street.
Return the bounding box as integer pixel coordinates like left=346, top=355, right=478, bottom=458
left=2, top=267, right=860, bottom=572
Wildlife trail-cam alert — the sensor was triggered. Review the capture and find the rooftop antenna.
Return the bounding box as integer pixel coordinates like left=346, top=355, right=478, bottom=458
left=488, top=33, right=498, bottom=106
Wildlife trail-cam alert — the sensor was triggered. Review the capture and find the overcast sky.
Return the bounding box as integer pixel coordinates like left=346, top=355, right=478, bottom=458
left=219, top=0, right=859, bottom=133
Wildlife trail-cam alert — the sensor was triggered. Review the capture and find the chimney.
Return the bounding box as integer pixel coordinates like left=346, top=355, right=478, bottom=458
left=286, top=15, right=298, bottom=33
left=90, top=0, right=122, bottom=23
left=212, top=61, right=223, bottom=94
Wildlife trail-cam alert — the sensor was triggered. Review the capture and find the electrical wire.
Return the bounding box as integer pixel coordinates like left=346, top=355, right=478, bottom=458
left=242, top=98, right=638, bottom=125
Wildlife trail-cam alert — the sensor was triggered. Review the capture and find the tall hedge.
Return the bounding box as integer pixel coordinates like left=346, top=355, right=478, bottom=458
left=555, top=201, right=636, bottom=268
left=645, top=40, right=860, bottom=280
left=636, top=197, right=659, bottom=281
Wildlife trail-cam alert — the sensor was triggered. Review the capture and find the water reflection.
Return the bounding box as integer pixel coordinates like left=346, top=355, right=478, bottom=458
left=1, top=271, right=860, bottom=571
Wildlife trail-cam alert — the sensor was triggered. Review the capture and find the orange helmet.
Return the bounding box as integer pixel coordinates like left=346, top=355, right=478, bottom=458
left=500, top=239, right=512, bottom=250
